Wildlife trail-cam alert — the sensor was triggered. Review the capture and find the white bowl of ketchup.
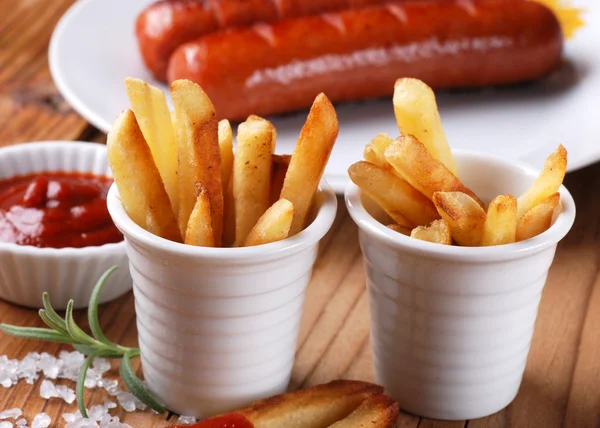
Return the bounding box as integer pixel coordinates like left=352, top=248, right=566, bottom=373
left=0, top=141, right=131, bottom=309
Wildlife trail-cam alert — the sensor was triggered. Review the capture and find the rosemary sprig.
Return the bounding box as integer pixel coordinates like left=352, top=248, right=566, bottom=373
left=0, top=266, right=166, bottom=418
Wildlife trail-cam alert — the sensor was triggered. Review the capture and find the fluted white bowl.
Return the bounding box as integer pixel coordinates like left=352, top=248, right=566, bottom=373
left=345, top=150, right=575, bottom=420
left=107, top=180, right=338, bottom=417
left=0, top=142, right=131, bottom=309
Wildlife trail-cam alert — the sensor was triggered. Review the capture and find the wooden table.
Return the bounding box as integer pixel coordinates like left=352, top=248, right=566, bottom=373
left=1, top=1, right=600, bottom=426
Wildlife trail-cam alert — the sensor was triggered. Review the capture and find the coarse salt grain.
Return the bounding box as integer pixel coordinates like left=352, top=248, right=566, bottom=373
left=15, top=419, right=27, bottom=427
left=0, top=409, right=22, bottom=420
left=0, top=422, right=13, bottom=428
left=39, top=380, right=59, bottom=399
left=177, top=415, right=197, bottom=425
left=56, top=384, right=76, bottom=404
left=31, top=413, right=50, bottom=428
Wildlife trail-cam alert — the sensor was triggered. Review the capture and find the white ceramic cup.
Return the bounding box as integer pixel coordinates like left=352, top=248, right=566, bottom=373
left=0, top=142, right=130, bottom=309
left=107, top=181, right=337, bottom=417
left=345, top=150, right=576, bottom=421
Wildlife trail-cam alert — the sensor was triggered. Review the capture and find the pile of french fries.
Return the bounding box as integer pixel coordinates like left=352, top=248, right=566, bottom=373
left=349, top=78, right=568, bottom=247
left=179, top=380, right=399, bottom=428
left=107, top=78, right=338, bottom=247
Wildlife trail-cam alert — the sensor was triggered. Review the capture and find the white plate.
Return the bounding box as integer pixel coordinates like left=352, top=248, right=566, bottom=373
left=50, top=0, right=600, bottom=192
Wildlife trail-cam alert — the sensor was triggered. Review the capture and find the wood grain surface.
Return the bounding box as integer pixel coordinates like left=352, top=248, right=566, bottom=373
left=1, top=0, right=599, bottom=426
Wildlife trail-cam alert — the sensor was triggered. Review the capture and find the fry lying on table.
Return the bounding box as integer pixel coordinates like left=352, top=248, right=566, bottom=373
left=172, top=380, right=399, bottom=428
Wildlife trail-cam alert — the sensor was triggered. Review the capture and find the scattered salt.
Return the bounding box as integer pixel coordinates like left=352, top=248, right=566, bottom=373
left=56, top=384, right=76, bottom=404
left=0, top=422, right=13, bottom=428
left=37, top=353, right=59, bottom=379
left=31, top=413, right=50, bottom=428
left=103, top=399, right=117, bottom=410
left=15, top=419, right=27, bottom=427
left=93, top=359, right=111, bottom=374
left=0, top=409, right=22, bottom=420
left=102, top=379, right=121, bottom=397
left=177, top=415, right=197, bottom=425
left=88, top=405, right=108, bottom=422
left=39, top=380, right=59, bottom=399
left=116, top=392, right=137, bottom=412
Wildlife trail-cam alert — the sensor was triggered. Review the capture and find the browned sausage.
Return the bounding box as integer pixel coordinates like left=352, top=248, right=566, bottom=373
left=136, top=0, right=392, bottom=80
left=166, top=0, right=563, bottom=121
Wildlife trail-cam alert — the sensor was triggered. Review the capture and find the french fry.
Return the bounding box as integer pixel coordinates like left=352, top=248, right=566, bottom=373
left=363, top=133, right=393, bottom=168
left=517, top=145, right=567, bottom=219
left=125, top=78, right=179, bottom=216
left=218, top=119, right=234, bottom=191
left=243, top=199, right=294, bottom=247
left=385, top=135, right=484, bottom=207
left=410, top=219, right=452, bottom=245
left=171, top=80, right=223, bottom=246
left=328, top=394, right=400, bottom=428
left=281, top=93, right=339, bottom=236
left=233, top=116, right=275, bottom=245
left=348, top=161, right=439, bottom=227
left=107, top=110, right=181, bottom=242
left=270, top=154, right=292, bottom=205
left=516, top=192, right=562, bottom=241
left=433, top=191, right=486, bottom=247
left=222, top=177, right=236, bottom=247
left=185, top=183, right=215, bottom=247
left=238, top=380, right=384, bottom=428
left=387, top=224, right=412, bottom=236
left=393, top=78, right=457, bottom=175
left=481, top=195, right=517, bottom=246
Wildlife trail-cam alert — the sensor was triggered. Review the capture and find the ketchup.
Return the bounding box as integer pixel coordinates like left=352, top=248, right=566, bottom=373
left=175, top=413, right=253, bottom=428
left=0, top=172, right=123, bottom=248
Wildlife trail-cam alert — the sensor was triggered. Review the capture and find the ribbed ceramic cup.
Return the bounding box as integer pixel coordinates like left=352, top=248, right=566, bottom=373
left=345, top=151, right=575, bottom=420
left=107, top=181, right=337, bottom=417
left=0, top=142, right=130, bottom=309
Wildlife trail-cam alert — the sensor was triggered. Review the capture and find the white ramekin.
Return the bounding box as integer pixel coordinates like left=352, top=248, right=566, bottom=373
left=345, top=150, right=576, bottom=421
left=0, top=141, right=131, bottom=309
left=107, top=180, right=338, bottom=417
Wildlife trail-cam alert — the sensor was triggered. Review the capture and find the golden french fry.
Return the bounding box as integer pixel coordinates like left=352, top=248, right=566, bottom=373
left=248, top=114, right=278, bottom=151
left=410, top=219, right=452, bottom=245
left=243, top=199, right=294, bottom=247
left=481, top=195, right=517, bottom=246
left=363, top=133, right=393, bottom=168
left=393, top=78, right=457, bottom=175
left=270, top=154, right=292, bottom=205
left=348, top=161, right=439, bottom=227
left=218, top=119, right=234, bottom=191
left=185, top=183, right=215, bottom=247
left=107, top=110, right=181, bottom=242
left=125, top=78, right=179, bottom=215
left=222, top=177, right=236, bottom=248
left=171, top=79, right=223, bottom=246
left=385, top=135, right=484, bottom=207
left=517, top=145, right=567, bottom=219
left=433, top=191, right=486, bottom=247
left=281, top=93, right=339, bottom=236
left=387, top=224, right=412, bottom=236
left=233, top=116, right=275, bottom=245
left=237, top=380, right=384, bottom=428
left=328, top=394, right=400, bottom=428
left=516, top=192, right=562, bottom=241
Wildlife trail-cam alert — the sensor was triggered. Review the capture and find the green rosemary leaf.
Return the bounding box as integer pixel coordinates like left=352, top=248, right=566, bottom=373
left=38, top=309, right=68, bottom=335
left=76, top=350, right=103, bottom=419
left=73, top=344, right=122, bottom=359
left=88, top=266, right=118, bottom=346
left=65, top=300, right=96, bottom=346
left=0, top=324, right=77, bottom=344
left=120, top=349, right=166, bottom=414
left=42, top=292, right=68, bottom=333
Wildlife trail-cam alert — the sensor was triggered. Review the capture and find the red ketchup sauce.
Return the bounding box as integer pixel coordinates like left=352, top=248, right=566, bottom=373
left=0, top=172, right=123, bottom=248
left=176, top=413, right=253, bottom=428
